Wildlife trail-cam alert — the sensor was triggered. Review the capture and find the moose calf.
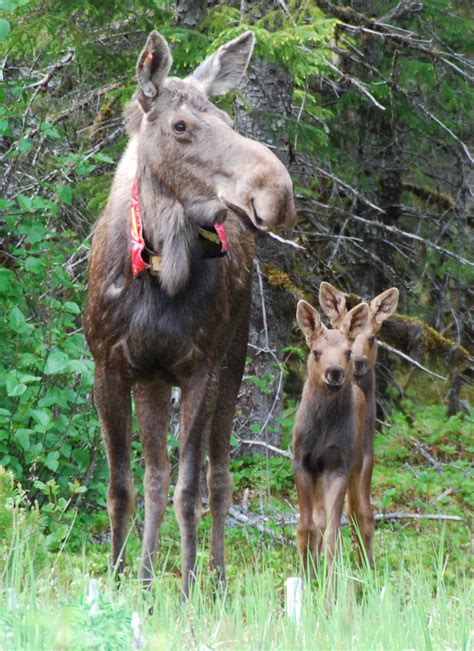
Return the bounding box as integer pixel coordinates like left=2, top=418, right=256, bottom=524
left=292, top=298, right=369, bottom=580
left=319, top=282, right=399, bottom=563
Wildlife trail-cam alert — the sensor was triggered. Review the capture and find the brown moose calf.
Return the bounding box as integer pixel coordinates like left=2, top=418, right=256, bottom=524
left=292, top=299, right=369, bottom=581
left=319, top=282, right=399, bottom=564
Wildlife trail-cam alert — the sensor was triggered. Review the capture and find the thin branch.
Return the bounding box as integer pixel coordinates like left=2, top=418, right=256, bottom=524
left=267, top=231, right=305, bottom=250
left=312, top=167, right=386, bottom=214
left=411, top=437, right=444, bottom=474
left=300, top=197, right=473, bottom=268
left=378, top=341, right=447, bottom=380
left=324, top=59, right=386, bottom=111
left=227, top=506, right=464, bottom=544
left=240, top=439, right=292, bottom=459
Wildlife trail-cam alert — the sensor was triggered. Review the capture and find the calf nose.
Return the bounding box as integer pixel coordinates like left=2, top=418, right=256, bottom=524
left=353, top=356, right=368, bottom=377
left=324, top=366, right=345, bottom=388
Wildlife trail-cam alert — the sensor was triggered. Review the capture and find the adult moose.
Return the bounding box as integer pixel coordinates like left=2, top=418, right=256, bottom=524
left=84, top=30, right=296, bottom=596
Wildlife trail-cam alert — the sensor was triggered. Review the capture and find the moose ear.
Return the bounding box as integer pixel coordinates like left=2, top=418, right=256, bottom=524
left=191, top=31, right=255, bottom=96
left=319, top=282, right=347, bottom=328
left=340, top=303, right=369, bottom=342
left=370, top=288, right=399, bottom=329
left=296, top=300, right=323, bottom=348
left=137, top=31, right=172, bottom=105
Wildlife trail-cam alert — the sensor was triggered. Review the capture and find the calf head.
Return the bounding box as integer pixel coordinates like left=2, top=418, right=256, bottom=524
left=296, top=299, right=369, bottom=391
left=319, top=283, right=399, bottom=379
left=132, top=31, right=296, bottom=232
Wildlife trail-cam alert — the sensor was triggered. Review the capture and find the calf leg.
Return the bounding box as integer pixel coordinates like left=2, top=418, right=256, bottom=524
left=312, top=477, right=327, bottom=557
left=348, top=454, right=375, bottom=566
left=134, top=379, right=172, bottom=585
left=321, top=471, right=347, bottom=587
left=94, top=363, right=134, bottom=573
left=207, top=320, right=249, bottom=581
left=295, top=469, right=318, bottom=576
left=174, top=368, right=219, bottom=598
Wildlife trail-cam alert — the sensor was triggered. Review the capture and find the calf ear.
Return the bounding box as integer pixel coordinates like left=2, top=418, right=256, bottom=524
left=296, top=300, right=323, bottom=348
left=191, top=31, right=255, bottom=96
left=341, top=303, right=369, bottom=342
left=319, top=282, right=347, bottom=328
left=137, top=31, right=172, bottom=106
left=370, top=288, right=399, bottom=330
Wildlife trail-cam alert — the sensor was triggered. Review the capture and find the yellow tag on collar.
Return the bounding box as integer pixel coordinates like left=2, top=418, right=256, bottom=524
left=150, top=255, right=162, bottom=276
left=198, top=228, right=220, bottom=245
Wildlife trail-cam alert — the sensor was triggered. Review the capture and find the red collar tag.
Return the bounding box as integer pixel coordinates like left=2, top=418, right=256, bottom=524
left=130, top=179, right=151, bottom=276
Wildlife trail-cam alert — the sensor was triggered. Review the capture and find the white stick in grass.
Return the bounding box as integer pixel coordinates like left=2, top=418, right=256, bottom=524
left=285, top=577, right=303, bottom=624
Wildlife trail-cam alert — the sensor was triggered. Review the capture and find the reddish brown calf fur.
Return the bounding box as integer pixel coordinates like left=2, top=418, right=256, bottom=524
left=84, top=30, right=296, bottom=597
left=292, top=299, right=369, bottom=583
left=319, top=282, right=399, bottom=564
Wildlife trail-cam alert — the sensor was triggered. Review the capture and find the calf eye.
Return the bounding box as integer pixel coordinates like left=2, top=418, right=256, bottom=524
left=174, top=120, right=187, bottom=133
left=313, top=351, right=321, bottom=360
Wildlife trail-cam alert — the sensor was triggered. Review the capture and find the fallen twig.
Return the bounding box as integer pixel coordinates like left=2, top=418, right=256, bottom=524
left=240, top=439, right=293, bottom=459
left=227, top=506, right=464, bottom=544
left=411, top=437, right=444, bottom=474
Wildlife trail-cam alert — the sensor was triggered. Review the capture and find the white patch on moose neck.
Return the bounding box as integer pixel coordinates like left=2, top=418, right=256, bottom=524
left=113, top=137, right=138, bottom=201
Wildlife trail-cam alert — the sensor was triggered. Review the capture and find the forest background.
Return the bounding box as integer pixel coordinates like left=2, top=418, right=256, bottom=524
left=0, top=0, right=472, bottom=648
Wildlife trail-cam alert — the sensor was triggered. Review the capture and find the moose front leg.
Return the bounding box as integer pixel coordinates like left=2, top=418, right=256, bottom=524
left=174, top=367, right=219, bottom=598
left=94, top=363, right=134, bottom=574
left=134, top=379, right=172, bottom=585
left=321, top=471, right=347, bottom=602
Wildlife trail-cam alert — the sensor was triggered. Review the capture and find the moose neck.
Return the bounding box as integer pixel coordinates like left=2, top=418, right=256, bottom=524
left=137, top=165, right=198, bottom=296
left=357, top=366, right=376, bottom=429
left=306, top=379, right=354, bottom=425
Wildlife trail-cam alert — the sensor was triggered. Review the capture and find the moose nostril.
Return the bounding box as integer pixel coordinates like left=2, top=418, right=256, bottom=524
left=354, top=358, right=368, bottom=376
left=325, top=366, right=344, bottom=386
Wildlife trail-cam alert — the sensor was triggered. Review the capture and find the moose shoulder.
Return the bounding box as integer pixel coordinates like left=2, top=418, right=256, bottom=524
left=84, top=30, right=296, bottom=597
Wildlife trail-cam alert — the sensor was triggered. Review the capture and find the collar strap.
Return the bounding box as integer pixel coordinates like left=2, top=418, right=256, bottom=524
left=130, top=179, right=227, bottom=278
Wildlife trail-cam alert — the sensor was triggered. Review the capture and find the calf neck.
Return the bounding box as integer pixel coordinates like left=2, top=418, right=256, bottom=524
left=84, top=30, right=296, bottom=597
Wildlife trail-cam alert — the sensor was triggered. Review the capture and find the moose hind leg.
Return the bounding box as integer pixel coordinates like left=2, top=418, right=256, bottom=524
left=174, top=368, right=219, bottom=598
left=134, top=379, right=172, bottom=585
left=94, top=363, right=134, bottom=573
left=348, top=455, right=375, bottom=567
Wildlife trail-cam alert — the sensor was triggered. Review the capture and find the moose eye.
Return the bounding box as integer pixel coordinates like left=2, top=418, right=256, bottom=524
left=313, top=351, right=321, bottom=360
left=345, top=350, right=352, bottom=360
left=173, top=120, right=187, bottom=133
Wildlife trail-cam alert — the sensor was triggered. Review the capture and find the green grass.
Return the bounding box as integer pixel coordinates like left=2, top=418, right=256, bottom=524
left=0, top=403, right=472, bottom=649
left=0, top=527, right=472, bottom=650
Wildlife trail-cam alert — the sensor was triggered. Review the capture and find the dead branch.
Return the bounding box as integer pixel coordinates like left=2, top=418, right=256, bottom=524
left=300, top=196, right=473, bottom=267
left=227, top=505, right=465, bottom=545
left=240, top=439, right=292, bottom=459
left=411, top=437, right=444, bottom=474
left=378, top=341, right=447, bottom=381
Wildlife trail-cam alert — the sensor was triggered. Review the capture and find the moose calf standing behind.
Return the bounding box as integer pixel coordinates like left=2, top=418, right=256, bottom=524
left=84, top=30, right=296, bottom=597
left=292, top=298, right=369, bottom=581
left=319, top=282, right=399, bottom=564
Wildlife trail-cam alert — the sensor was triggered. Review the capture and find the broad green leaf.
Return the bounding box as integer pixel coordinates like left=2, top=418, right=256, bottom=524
left=44, top=348, right=69, bottom=375
left=0, top=19, right=10, bottom=41
left=45, top=451, right=60, bottom=472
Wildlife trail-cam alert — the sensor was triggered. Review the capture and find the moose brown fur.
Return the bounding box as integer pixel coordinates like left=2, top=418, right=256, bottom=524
left=292, top=299, right=369, bottom=581
left=84, top=30, right=296, bottom=596
left=319, top=282, right=399, bottom=563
